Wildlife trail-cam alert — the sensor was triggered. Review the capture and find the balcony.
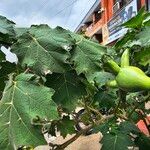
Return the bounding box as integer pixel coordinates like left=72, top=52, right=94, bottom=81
left=85, top=18, right=103, bottom=37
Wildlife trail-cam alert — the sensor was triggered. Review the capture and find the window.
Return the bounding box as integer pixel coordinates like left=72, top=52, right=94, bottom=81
left=94, top=11, right=102, bottom=23
left=113, top=0, right=131, bottom=13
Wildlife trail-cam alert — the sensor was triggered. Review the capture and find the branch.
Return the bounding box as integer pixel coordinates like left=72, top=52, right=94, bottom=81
left=49, top=115, right=114, bottom=150
left=128, top=95, right=150, bottom=118
left=24, top=67, right=30, bottom=74
left=114, top=90, right=127, bottom=114
left=87, top=105, right=103, bottom=119
left=49, top=125, right=92, bottom=150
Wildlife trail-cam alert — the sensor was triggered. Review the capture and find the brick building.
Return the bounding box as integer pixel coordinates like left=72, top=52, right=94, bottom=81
left=75, top=0, right=148, bottom=45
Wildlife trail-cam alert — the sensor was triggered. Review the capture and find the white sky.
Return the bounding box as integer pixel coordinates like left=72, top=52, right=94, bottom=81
left=0, top=0, right=97, bottom=62
left=0, top=0, right=96, bottom=31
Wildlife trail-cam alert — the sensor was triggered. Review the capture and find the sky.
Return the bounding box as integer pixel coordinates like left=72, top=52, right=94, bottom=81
left=0, top=0, right=96, bottom=31
left=0, top=0, right=97, bottom=62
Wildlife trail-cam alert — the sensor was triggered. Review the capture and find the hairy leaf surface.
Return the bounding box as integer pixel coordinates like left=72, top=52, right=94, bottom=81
left=11, top=25, right=75, bottom=74
left=57, top=116, right=76, bottom=138
left=135, top=134, right=150, bottom=150
left=0, top=61, right=16, bottom=92
left=45, top=71, right=87, bottom=111
left=94, top=71, right=114, bottom=88
left=94, top=89, right=117, bottom=110
left=0, top=15, right=16, bottom=45
left=71, top=36, right=107, bottom=82
left=122, top=7, right=145, bottom=29
left=0, top=73, right=58, bottom=150
left=0, top=50, right=5, bottom=61
left=101, top=133, right=134, bottom=150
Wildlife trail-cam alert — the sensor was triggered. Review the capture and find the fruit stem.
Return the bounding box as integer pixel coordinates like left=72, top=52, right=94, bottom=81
left=106, top=59, right=120, bottom=75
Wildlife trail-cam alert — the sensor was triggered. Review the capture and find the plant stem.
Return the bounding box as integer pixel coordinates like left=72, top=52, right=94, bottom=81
left=114, top=90, right=127, bottom=114
left=128, top=96, right=150, bottom=118
left=49, top=115, right=114, bottom=150
left=114, top=97, right=121, bottom=114
left=84, top=102, right=95, bottom=124
left=87, top=105, right=103, bottom=119
left=24, top=67, right=30, bottom=73
left=53, top=125, right=92, bottom=150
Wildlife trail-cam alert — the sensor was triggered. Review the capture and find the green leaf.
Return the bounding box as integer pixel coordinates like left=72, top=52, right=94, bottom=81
left=0, top=73, right=58, bottom=149
left=94, top=71, right=114, bottom=88
left=57, top=116, right=76, bottom=138
left=93, top=117, right=117, bottom=135
left=114, top=30, right=137, bottom=49
left=135, top=134, right=150, bottom=150
left=45, top=71, right=87, bottom=111
left=14, top=27, right=28, bottom=37
left=0, top=61, right=16, bottom=92
left=122, top=7, right=145, bottom=29
left=93, top=123, right=109, bottom=135
left=135, top=26, right=150, bottom=47
left=70, top=34, right=107, bottom=83
left=0, top=15, right=16, bottom=45
left=143, top=12, right=150, bottom=26
left=0, top=15, right=15, bottom=35
left=128, top=110, right=140, bottom=123
left=134, top=48, right=150, bottom=66
left=0, top=50, right=5, bottom=61
left=11, top=25, right=75, bottom=75
left=94, top=90, right=117, bottom=109
left=101, top=133, right=134, bottom=150
left=119, top=121, right=140, bottom=134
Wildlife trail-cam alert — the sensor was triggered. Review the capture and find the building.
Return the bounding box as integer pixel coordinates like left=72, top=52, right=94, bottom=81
left=75, top=0, right=148, bottom=45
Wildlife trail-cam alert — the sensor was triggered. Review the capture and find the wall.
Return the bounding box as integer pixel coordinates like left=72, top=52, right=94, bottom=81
left=84, top=0, right=146, bottom=45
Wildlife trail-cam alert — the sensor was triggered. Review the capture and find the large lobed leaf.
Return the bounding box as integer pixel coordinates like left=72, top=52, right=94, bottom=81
left=0, top=73, right=58, bottom=150
left=56, top=116, right=76, bottom=138
left=0, top=15, right=16, bottom=45
left=135, top=26, right=150, bottom=47
left=70, top=34, right=107, bottom=83
left=55, top=27, right=107, bottom=82
left=0, top=61, right=16, bottom=92
left=134, top=48, right=150, bottom=66
left=0, top=15, right=15, bottom=35
left=0, top=50, right=5, bottom=61
left=45, top=71, right=87, bottom=111
left=122, top=7, right=145, bottom=29
left=135, top=134, right=150, bottom=150
left=101, top=133, right=134, bottom=150
left=94, top=89, right=117, bottom=110
left=11, top=25, right=75, bottom=75
left=11, top=25, right=107, bottom=83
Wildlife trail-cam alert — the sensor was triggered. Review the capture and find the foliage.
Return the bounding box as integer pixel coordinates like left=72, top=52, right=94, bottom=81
left=0, top=7, right=150, bottom=150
